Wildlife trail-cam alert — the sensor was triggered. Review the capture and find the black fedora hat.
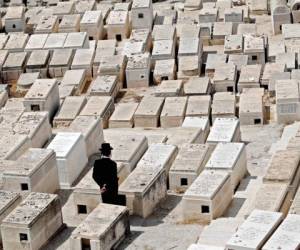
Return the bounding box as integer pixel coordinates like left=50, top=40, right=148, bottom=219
left=100, top=143, right=113, bottom=152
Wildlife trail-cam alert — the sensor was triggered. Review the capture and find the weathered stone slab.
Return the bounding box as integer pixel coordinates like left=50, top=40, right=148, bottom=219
left=182, top=116, right=210, bottom=142
left=48, top=49, right=73, bottom=78
left=184, top=77, right=212, bottom=95
left=88, top=75, right=120, bottom=100
left=186, top=95, right=211, bottom=117
left=71, top=48, right=95, bottom=80
left=109, top=102, right=139, bottom=128
left=155, top=80, right=183, bottom=97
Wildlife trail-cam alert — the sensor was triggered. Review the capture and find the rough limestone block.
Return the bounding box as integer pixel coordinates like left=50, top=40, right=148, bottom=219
left=47, top=132, right=88, bottom=188
left=155, top=80, right=183, bottom=97
left=184, top=77, right=212, bottom=95
left=226, top=209, right=283, bottom=250
left=182, top=116, right=210, bottom=142
left=182, top=170, right=233, bottom=223
left=70, top=203, right=130, bottom=250
left=160, top=96, right=188, bottom=128
left=119, top=144, right=177, bottom=217
left=186, top=95, right=211, bottom=117
left=1, top=193, right=63, bottom=250
left=262, top=214, right=300, bottom=250
left=109, top=103, right=139, bottom=128
left=60, top=69, right=87, bottom=96
left=169, top=144, right=210, bottom=193
left=205, top=143, right=247, bottom=189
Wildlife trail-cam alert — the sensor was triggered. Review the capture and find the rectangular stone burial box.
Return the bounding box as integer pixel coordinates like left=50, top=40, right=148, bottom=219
left=169, top=143, right=210, bottom=193
left=134, top=96, right=165, bottom=128
left=4, top=33, right=28, bottom=52
left=244, top=34, right=265, bottom=65
left=60, top=69, right=86, bottom=96
left=228, top=54, right=248, bottom=72
left=48, top=49, right=74, bottom=78
left=70, top=203, right=130, bottom=250
left=205, top=142, right=247, bottom=189
left=35, top=15, right=59, bottom=33
left=5, top=6, right=25, bottom=32
left=24, top=34, right=48, bottom=52
left=261, top=63, right=286, bottom=88
left=79, top=96, right=114, bottom=129
left=276, top=79, right=300, bottom=124
left=213, top=63, right=237, bottom=92
left=262, top=214, right=300, bottom=250
left=239, top=90, right=264, bottom=125
left=184, top=77, right=212, bottom=96
left=47, top=132, right=88, bottom=188
left=160, top=96, right=188, bottom=128
left=178, top=56, right=201, bottom=81
left=88, top=75, right=120, bottom=101
left=59, top=14, right=81, bottom=33
left=2, top=148, right=59, bottom=194
left=80, top=10, right=104, bottom=40
left=119, top=144, right=177, bottom=218
left=151, top=39, right=175, bottom=66
left=104, top=133, right=148, bottom=172
left=186, top=95, right=211, bottom=118
left=207, top=118, right=240, bottom=149
left=152, top=25, right=176, bottom=41
left=182, top=170, right=233, bottom=223
left=107, top=10, right=130, bottom=41
left=23, top=79, right=59, bottom=120
left=131, top=0, right=153, bottom=30
left=2, top=51, right=27, bottom=83
left=155, top=80, right=183, bottom=97
left=0, top=191, right=21, bottom=243
left=224, top=35, right=243, bottom=54
left=238, top=64, right=262, bottom=92
left=126, top=53, right=151, bottom=88
left=109, top=102, right=139, bottom=128
left=71, top=48, right=95, bottom=80
left=225, top=209, right=283, bottom=250
left=211, top=92, right=236, bottom=122
left=97, top=55, right=127, bottom=85
left=43, top=33, right=68, bottom=52
left=205, top=54, right=227, bottom=77
left=25, top=50, right=50, bottom=78
left=153, top=59, right=176, bottom=85
left=68, top=116, right=103, bottom=158
left=263, top=149, right=300, bottom=205
left=53, top=96, right=87, bottom=128
left=182, top=116, right=210, bottom=142
left=1, top=192, right=63, bottom=250
left=212, top=22, right=233, bottom=45
left=13, top=111, right=52, bottom=148
left=63, top=32, right=90, bottom=50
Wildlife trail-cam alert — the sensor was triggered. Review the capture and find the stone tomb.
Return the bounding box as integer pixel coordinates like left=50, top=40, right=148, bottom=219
left=151, top=40, right=175, bottom=66
left=80, top=10, right=103, bottom=40
left=131, top=0, right=153, bottom=30
left=23, top=79, right=59, bottom=120
left=177, top=56, right=201, bottom=80
left=69, top=116, right=104, bottom=157
left=71, top=49, right=95, bottom=80
left=59, top=14, right=81, bottom=33
left=60, top=69, right=87, bottom=96
left=153, top=59, right=176, bottom=85
left=13, top=111, right=52, bottom=148
left=205, top=54, right=228, bottom=77
left=70, top=203, right=130, bottom=250
left=35, top=15, right=59, bottom=34
left=47, top=132, right=88, bottom=188
left=4, top=6, right=25, bottom=32
left=0, top=191, right=21, bottom=243
left=184, top=77, right=212, bottom=96
left=262, top=214, right=300, bottom=250
left=106, top=10, right=130, bottom=41
left=213, top=63, right=237, bottom=92
left=2, top=148, right=59, bottom=194
left=205, top=142, right=247, bottom=189
left=63, top=32, right=89, bottom=50
left=88, top=75, right=120, bottom=100
left=24, top=34, right=48, bottom=51
left=207, top=118, right=240, bottom=148
left=2, top=51, right=27, bottom=83
left=155, top=80, right=183, bottom=97
left=43, top=33, right=67, bottom=51
left=263, top=149, right=300, bottom=204
left=48, top=49, right=74, bottom=78
left=119, top=144, right=178, bottom=218
left=182, top=170, right=233, bottom=223
left=79, top=96, right=115, bottom=129
left=1, top=193, right=63, bottom=250
left=104, top=133, right=148, bottom=172
left=182, top=116, right=210, bottom=142
left=4, top=33, right=28, bottom=52
left=160, top=96, right=188, bottom=128
left=186, top=95, right=211, bottom=118
left=109, top=103, right=139, bottom=128
left=25, top=50, right=50, bottom=78
left=211, top=92, right=236, bottom=122
left=238, top=64, right=262, bottom=91
left=225, top=209, right=283, bottom=250
left=53, top=96, right=87, bottom=127
left=169, top=144, right=210, bottom=193
left=134, top=96, right=165, bottom=128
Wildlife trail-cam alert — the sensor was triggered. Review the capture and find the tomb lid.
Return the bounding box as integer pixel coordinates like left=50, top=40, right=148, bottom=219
left=107, top=10, right=128, bottom=25
left=207, top=118, right=239, bottom=143
left=80, top=10, right=102, bottom=24
left=25, top=79, right=57, bottom=99
left=25, top=34, right=48, bottom=50
left=0, top=190, right=20, bottom=214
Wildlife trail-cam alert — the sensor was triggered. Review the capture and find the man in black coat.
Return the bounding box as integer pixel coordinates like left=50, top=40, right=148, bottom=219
left=93, top=143, right=118, bottom=204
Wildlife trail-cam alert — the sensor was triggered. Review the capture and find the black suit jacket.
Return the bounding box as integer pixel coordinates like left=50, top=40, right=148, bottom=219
left=92, top=157, right=118, bottom=195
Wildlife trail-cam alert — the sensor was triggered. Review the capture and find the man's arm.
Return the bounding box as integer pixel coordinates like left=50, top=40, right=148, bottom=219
left=92, top=167, right=103, bottom=187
